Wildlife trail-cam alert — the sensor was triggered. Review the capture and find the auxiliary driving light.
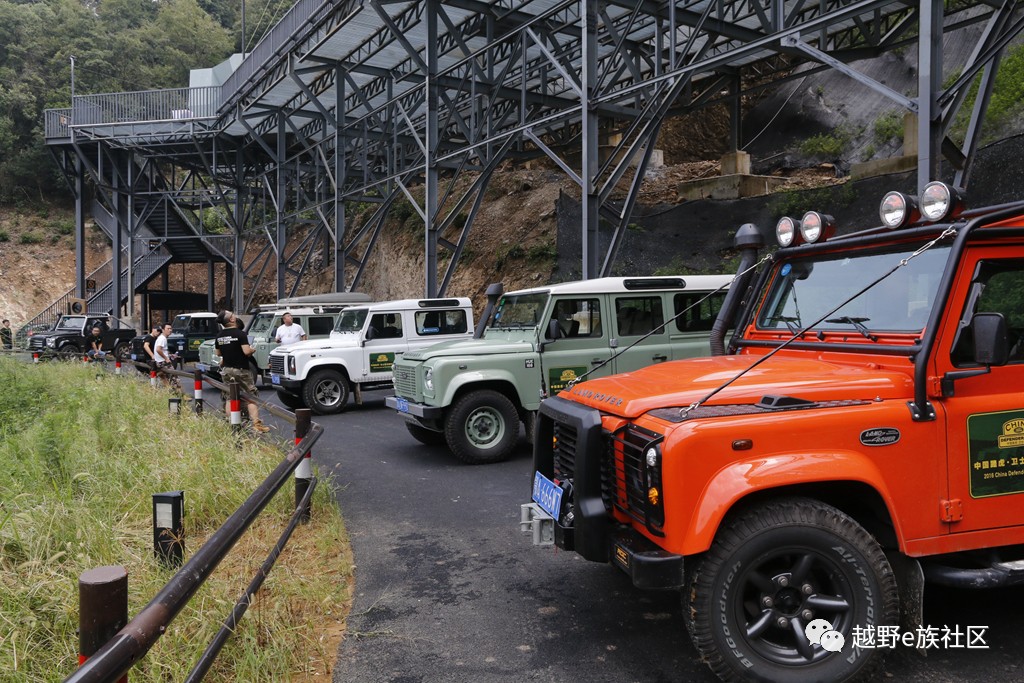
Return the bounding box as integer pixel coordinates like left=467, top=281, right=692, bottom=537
left=879, top=191, right=918, bottom=229
left=648, top=487, right=660, bottom=506
left=799, top=211, right=835, bottom=243
left=776, top=216, right=800, bottom=247
left=645, top=447, right=658, bottom=468
left=920, top=181, right=965, bottom=222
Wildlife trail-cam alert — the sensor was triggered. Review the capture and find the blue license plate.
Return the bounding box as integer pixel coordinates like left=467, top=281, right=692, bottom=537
left=130, top=354, right=137, bottom=361
left=395, top=397, right=409, bottom=413
left=532, top=471, right=563, bottom=519
left=271, top=373, right=281, bottom=385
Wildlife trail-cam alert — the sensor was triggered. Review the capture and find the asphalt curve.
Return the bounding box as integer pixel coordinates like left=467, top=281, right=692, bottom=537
left=257, top=391, right=1024, bottom=683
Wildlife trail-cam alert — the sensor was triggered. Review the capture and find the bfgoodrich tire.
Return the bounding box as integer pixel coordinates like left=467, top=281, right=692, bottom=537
left=444, top=389, right=520, bottom=464
left=302, top=368, right=350, bottom=415
left=685, top=498, right=898, bottom=683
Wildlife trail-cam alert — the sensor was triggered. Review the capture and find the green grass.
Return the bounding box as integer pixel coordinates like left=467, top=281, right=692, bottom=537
left=0, top=359, right=351, bottom=681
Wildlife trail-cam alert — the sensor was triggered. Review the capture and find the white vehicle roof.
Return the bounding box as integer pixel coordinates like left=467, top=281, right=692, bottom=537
left=506, top=275, right=733, bottom=297
left=255, top=292, right=372, bottom=310
left=343, top=297, right=473, bottom=313
left=175, top=312, right=218, bottom=318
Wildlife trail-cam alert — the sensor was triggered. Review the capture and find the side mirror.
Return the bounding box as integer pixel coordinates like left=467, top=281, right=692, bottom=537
left=546, top=319, right=562, bottom=341
left=364, top=326, right=376, bottom=341
left=973, top=312, right=1009, bottom=366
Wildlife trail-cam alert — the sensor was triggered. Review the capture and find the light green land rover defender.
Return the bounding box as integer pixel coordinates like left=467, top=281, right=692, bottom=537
left=386, top=276, right=732, bottom=464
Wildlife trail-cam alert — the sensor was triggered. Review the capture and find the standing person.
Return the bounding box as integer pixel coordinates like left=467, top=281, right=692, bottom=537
left=274, top=312, right=306, bottom=345
left=142, top=324, right=160, bottom=369
left=0, top=319, right=12, bottom=350
left=86, top=326, right=106, bottom=361
left=215, top=310, right=270, bottom=433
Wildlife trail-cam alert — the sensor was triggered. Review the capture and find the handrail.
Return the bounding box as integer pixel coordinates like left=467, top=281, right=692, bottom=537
left=64, top=364, right=322, bottom=683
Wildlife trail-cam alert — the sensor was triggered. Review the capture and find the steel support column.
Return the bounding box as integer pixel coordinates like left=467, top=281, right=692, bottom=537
left=581, top=0, right=599, bottom=279
left=335, top=64, right=346, bottom=292
left=111, top=151, right=122, bottom=321
left=277, top=111, right=287, bottom=299
left=75, top=154, right=86, bottom=299
left=918, top=0, right=943, bottom=192
left=425, top=0, right=440, bottom=297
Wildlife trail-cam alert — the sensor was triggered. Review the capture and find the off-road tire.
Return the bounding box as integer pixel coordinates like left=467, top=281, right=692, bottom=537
left=444, top=389, right=520, bottom=464
left=302, top=368, right=350, bottom=415
left=57, top=343, right=82, bottom=360
left=276, top=391, right=305, bottom=410
left=113, top=342, right=130, bottom=362
left=685, top=497, right=898, bottom=683
left=405, top=422, right=447, bottom=446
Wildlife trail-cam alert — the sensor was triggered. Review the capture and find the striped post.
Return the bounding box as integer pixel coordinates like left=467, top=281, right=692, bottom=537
left=294, top=409, right=312, bottom=522
left=228, top=381, right=242, bottom=434
left=82, top=354, right=89, bottom=364
left=150, top=368, right=157, bottom=388
left=193, top=370, right=203, bottom=415
left=114, top=359, right=121, bottom=375
left=78, top=566, right=128, bottom=683
left=32, top=352, right=39, bottom=363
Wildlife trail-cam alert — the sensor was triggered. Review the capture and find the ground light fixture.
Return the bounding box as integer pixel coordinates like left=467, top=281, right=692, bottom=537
left=920, top=181, right=966, bottom=222
left=776, top=216, right=800, bottom=247
left=799, top=211, right=835, bottom=243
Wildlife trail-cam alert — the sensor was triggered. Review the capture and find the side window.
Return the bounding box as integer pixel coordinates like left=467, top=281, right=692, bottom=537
left=550, top=298, right=602, bottom=338
left=675, top=292, right=727, bottom=332
left=615, top=296, right=664, bottom=337
left=307, top=316, right=334, bottom=336
left=415, top=309, right=468, bottom=336
left=952, top=261, right=1024, bottom=365
left=192, top=318, right=211, bottom=334
left=369, top=313, right=403, bottom=339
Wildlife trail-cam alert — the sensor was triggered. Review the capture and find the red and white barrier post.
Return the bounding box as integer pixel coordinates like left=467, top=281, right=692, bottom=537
left=32, top=352, right=39, bottom=363
left=193, top=369, right=203, bottom=415
left=114, top=359, right=121, bottom=375
left=294, top=408, right=313, bottom=522
left=150, top=367, right=157, bottom=388
left=228, top=381, right=242, bottom=434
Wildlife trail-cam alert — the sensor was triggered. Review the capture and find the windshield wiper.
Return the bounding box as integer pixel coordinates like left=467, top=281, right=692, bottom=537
left=767, top=315, right=802, bottom=336
left=825, top=316, right=877, bottom=342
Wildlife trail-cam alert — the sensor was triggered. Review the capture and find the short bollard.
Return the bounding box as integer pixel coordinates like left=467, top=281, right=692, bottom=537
left=114, top=359, right=122, bottom=375
left=168, top=397, right=181, bottom=415
left=193, top=370, right=204, bottom=415
left=32, top=352, right=39, bottom=363
left=82, top=354, right=89, bottom=364
left=153, top=491, right=185, bottom=567
left=228, top=381, right=241, bottom=434
left=150, top=368, right=157, bottom=387
left=78, top=565, right=128, bottom=683
left=294, top=408, right=313, bottom=522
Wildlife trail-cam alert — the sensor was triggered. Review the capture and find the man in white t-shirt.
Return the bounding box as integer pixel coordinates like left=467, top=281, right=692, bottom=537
left=274, top=312, right=307, bottom=345
left=154, top=323, right=172, bottom=366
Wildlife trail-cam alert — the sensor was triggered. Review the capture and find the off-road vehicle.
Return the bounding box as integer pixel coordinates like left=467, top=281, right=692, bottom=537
left=270, top=298, right=474, bottom=414
left=27, top=314, right=135, bottom=360
left=387, top=276, right=731, bottom=464
left=522, top=183, right=1024, bottom=683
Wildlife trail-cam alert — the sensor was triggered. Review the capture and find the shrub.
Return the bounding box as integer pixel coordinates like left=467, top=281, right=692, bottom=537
left=873, top=111, right=904, bottom=144
left=19, top=232, right=43, bottom=245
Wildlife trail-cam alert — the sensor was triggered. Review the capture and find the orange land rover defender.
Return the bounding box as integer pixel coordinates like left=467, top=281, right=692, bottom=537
left=524, top=182, right=1024, bottom=682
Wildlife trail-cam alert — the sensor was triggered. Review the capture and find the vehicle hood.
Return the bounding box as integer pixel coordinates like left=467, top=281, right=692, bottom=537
left=402, top=337, right=535, bottom=361
left=34, top=330, right=76, bottom=339
left=562, top=355, right=914, bottom=419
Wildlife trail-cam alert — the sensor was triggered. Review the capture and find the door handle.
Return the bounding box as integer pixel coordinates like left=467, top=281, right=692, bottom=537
left=591, top=358, right=604, bottom=366
left=652, top=354, right=668, bottom=362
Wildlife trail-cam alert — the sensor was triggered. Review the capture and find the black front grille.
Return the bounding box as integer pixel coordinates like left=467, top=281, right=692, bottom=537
left=606, top=425, right=662, bottom=526
left=268, top=355, right=285, bottom=375
left=552, top=421, right=578, bottom=482
left=28, top=337, right=45, bottom=350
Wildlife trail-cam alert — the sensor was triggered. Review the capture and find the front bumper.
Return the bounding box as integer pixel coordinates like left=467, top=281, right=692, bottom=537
left=274, top=377, right=303, bottom=393
left=385, top=396, right=443, bottom=420
left=531, top=396, right=684, bottom=590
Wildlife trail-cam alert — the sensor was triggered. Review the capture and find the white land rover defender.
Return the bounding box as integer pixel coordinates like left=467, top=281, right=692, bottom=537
left=268, top=298, right=475, bottom=414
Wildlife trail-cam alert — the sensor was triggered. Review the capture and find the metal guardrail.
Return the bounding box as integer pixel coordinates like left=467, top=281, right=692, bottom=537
left=70, top=86, right=222, bottom=127
left=64, top=362, right=323, bottom=683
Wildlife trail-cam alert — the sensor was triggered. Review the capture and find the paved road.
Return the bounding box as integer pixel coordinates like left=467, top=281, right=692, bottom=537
left=255, top=390, right=1024, bottom=683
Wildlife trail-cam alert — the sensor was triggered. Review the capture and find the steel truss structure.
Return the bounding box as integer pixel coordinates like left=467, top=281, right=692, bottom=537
left=43, top=0, right=1024, bottom=319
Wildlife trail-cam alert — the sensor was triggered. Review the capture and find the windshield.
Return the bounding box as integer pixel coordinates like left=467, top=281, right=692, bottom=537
left=757, top=244, right=951, bottom=333
left=491, top=292, right=549, bottom=329
left=57, top=316, right=85, bottom=331
left=248, top=313, right=277, bottom=337
left=335, top=308, right=368, bottom=333
left=172, top=315, right=190, bottom=333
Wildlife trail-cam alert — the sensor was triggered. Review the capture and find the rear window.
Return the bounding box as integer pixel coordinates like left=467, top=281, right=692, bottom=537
left=415, top=309, right=468, bottom=336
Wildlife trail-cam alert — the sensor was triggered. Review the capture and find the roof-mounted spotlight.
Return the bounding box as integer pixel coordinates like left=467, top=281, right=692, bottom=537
left=799, top=211, right=835, bottom=244
left=879, top=191, right=919, bottom=229
left=920, top=182, right=966, bottom=222
left=776, top=216, right=800, bottom=247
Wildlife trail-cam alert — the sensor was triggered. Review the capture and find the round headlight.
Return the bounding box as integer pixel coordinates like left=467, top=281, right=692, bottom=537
left=424, top=367, right=434, bottom=391
left=46, top=338, right=56, bottom=347
left=879, top=191, right=917, bottom=229
left=776, top=216, right=799, bottom=247
left=645, top=447, right=658, bottom=467
left=920, top=181, right=965, bottom=222
left=799, top=211, right=835, bottom=243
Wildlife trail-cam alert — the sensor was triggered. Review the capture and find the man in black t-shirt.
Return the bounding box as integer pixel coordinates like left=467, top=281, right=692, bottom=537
left=215, top=310, right=269, bottom=433
left=142, top=325, right=160, bottom=369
